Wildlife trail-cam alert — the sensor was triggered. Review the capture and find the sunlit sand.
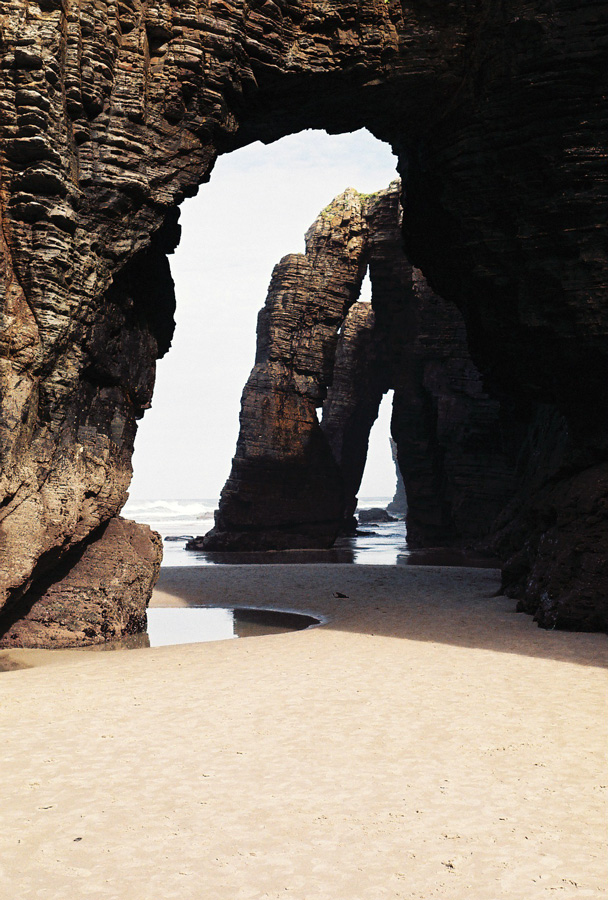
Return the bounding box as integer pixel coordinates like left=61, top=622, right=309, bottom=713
left=1, top=564, right=606, bottom=899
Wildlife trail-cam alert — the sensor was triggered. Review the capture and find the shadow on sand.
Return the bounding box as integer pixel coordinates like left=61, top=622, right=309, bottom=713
left=153, top=565, right=607, bottom=669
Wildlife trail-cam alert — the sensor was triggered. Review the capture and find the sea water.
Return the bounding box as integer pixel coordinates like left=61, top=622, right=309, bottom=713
left=122, top=496, right=408, bottom=566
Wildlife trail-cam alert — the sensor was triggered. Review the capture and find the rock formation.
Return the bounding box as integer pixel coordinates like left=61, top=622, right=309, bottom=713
left=200, top=188, right=368, bottom=550
left=358, top=508, right=395, bottom=525
left=0, top=0, right=605, bottom=632
left=387, top=438, right=407, bottom=516
left=200, top=181, right=517, bottom=553
left=490, top=408, right=608, bottom=631
left=320, top=301, right=387, bottom=531
left=380, top=269, right=518, bottom=548
left=365, top=184, right=517, bottom=548
left=0, top=517, right=161, bottom=648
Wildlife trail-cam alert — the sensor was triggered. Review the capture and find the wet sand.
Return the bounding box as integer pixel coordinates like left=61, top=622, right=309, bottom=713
left=1, top=564, right=606, bottom=899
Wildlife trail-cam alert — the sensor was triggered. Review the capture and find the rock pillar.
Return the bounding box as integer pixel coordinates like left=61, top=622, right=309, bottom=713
left=200, top=189, right=369, bottom=550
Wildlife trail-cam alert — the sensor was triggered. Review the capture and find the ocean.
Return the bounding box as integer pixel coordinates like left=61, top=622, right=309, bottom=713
left=121, top=497, right=408, bottom=566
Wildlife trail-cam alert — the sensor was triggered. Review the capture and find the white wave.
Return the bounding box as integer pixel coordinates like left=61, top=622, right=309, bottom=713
left=123, top=498, right=217, bottom=521
left=356, top=496, right=392, bottom=509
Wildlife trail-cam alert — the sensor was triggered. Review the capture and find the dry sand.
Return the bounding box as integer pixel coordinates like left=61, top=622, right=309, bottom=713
left=0, top=564, right=606, bottom=899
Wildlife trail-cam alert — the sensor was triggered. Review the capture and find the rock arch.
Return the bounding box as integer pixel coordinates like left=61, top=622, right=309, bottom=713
left=199, top=180, right=516, bottom=553
left=0, top=0, right=606, bottom=639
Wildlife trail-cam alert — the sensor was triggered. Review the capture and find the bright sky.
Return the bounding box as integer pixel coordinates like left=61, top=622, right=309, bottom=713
left=129, top=128, right=399, bottom=500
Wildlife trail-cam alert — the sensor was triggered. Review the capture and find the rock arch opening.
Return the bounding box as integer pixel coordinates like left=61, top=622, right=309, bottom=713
left=358, top=270, right=372, bottom=305
left=0, top=0, right=605, bottom=639
left=358, top=390, right=397, bottom=502
left=127, top=129, right=397, bottom=503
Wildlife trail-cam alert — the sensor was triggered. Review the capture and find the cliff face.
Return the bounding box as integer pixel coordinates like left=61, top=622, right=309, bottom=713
left=366, top=184, right=517, bottom=548
left=0, top=0, right=605, bottom=633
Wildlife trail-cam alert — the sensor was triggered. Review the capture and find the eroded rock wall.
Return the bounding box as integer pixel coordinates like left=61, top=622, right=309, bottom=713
left=365, top=183, right=517, bottom=548
left=391, top=267, right=518, bottom=547
left=490, top=407, right=608, bottom=631
left=387, top=438, right=407, bottom=516
left=0, top=0, right=605, bottom=631
left=394, top=2, right=608, bottom=624
left=0, top=517, right=162, bottom=649
left=0, top=210, right=176, bottom=635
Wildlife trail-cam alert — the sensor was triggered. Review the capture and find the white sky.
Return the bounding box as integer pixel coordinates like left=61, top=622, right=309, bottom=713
left=129, top=129, right=399, bottom=500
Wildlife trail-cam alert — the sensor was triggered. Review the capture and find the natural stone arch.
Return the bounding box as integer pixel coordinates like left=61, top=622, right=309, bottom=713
left=0, top=0, right=606, bottom=637
left=197, top=180, right=516, bottom=552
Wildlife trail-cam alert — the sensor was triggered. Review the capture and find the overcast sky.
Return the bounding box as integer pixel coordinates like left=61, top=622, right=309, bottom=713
left=129, top=128, right=399, bottom=500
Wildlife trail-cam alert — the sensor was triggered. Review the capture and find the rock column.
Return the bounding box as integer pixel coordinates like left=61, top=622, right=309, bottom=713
left=199, top=189, right=369, bottom=550
left=320, top=301, right=387, bottom=530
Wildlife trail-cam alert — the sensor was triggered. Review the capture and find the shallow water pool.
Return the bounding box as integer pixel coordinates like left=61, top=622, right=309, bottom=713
left=91, top=606, right=321, bottom=651
left=0, top=607, right=320, bottom=670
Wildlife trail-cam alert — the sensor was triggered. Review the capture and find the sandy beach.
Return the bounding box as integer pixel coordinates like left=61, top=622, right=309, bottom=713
left=1, top=564, right=606, bottom=899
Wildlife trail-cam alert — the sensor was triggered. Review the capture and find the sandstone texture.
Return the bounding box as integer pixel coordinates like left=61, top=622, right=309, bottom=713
left=0, top=517, right=162, bottom=648
left=0, top=0, right=605, bottom=632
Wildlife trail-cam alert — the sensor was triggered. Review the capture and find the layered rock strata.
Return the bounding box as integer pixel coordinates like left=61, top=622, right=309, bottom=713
left=489, top=407, right=608, bottom=631
left=199, top=189, right=368, bottom=550
left=201, top=181, right=516, bottom=553
left=0, top=517, right=162, bottom=648
left=320, top=301, right=387, bottom=531
left=0, top=0, right=605, bottom=631
left=389, top=268, right=518, bottom=548
left=365, top=184, right=517, bottom=548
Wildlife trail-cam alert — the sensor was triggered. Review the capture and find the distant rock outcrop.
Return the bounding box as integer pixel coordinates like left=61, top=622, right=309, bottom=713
left=201, top=189, right=368, bottom=550
left=199, top=181, right=516, bottom=553
left=358, top=508, right=396, bottom=525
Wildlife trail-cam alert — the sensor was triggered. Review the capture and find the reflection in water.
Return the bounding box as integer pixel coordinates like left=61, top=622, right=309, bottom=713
left=201, top=546, right=356, bottom=565
left=196, top=521, right=407, bottom=566
left=84, top=607, right=320, bottom=652
left=191, top=523, right=500, bottom=569
left=0, top=608, right=320, bottom=669
left=398, top=548, right=501, bottom=568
